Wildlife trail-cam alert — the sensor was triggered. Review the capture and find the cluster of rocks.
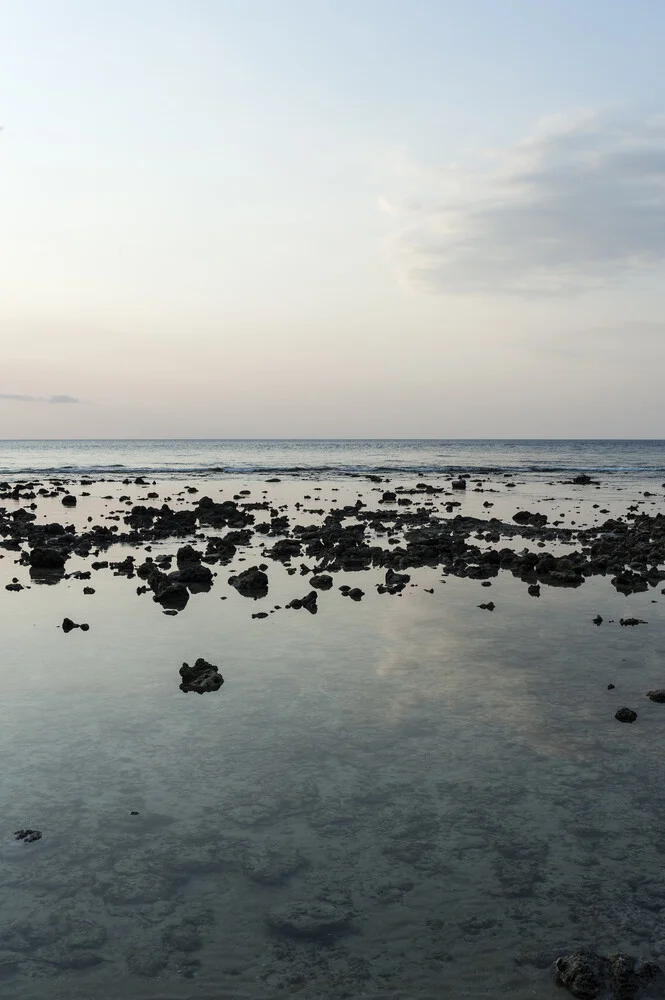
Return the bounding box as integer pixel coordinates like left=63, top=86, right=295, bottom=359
left=3, top=478, right=665, bottom=622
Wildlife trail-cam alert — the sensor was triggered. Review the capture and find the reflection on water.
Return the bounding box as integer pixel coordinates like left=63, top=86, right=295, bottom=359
left=1, top=485, right=665, bottom=999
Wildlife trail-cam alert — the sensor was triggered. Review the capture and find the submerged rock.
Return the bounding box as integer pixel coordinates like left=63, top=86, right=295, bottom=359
left=555, top=950, right=662, bottom=999
left=14, top=829, right=42, bottom=843
left=266, top=901, right=350, bottom=938
left=179, top=658, right=224, bottom=694
left=647, top=690, right=665, bottom=703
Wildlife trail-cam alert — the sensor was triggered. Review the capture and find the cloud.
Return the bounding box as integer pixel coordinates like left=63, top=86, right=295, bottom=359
left=386, top=111, right=665, bottom=295
left=0, top=393, right=80, bottom=404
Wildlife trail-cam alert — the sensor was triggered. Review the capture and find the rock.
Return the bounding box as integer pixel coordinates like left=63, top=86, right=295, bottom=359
left=61, top=495, right=77, bottom=507
left=176, top=545, right=202, bottom=567
left=228, top=566, right=269, bottom=598
left=647, top=689, right=665, bottom=703
left=176, top=562, right=213, bottom=587
left=451, top=479, right=467, bottom=490
left=381, top=491, right=396, bottom=503
left=572, top=474, right=593, bottom=484
left=266, top=901, right=350, bottom=939
left=14, top=829, right=42, bottom=843
left=513, top=510, right=548, bottom=527
left=153, top=582, right=189, bottom=610
left=593, top=615, right=603, bottom=625
left=83, top=586, right=95, bottom=594
left=61, top=618, right=89, bottom=633
left=478, top=601, right=495, bottom=611
left=179, top=658, right=224, bottom=694
left=615, top=707, right=637, bottom=723
left=29, top=547, right=67, bottom=570
left=528, top=584, right=541, bottom=597
left=347, top=588, right=364, bottom=601
left=310, top=573, right=333, bottom=590
left=384, top=568, right=410, bottom=592
left=5, top=582, right=23, bottom=592
left=608, top=683, right=615, bottom=690
left=620, top=618, right=647, bottom=627
left=252, top=612, right=269, bottom=619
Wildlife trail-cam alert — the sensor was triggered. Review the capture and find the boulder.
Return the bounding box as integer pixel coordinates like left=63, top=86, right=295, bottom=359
left=310, top=573, right=333, bottom=590
left=647, top=690, right=665, bottom=703
left=615, top=707, right=637, bottom=723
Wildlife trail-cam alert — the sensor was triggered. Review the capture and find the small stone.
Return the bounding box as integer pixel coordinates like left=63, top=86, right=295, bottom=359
left=615, top=707, right=637, bottom=723
left=478, top=601, right=495, bottom=611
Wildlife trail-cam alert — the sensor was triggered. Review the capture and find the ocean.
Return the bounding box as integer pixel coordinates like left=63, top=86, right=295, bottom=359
left=1, top=443, right=664, bottom=999
left=1, top=438, right=665, bottom=478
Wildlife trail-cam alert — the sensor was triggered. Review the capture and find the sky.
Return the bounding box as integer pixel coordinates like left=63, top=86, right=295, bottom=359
left=1, top=0, right=665, bottom=438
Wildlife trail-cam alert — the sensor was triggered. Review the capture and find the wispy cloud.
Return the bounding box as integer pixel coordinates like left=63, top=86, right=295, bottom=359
left=385, top=111, right=665, bottom=296
left=0, top=393, right=80, bottom=404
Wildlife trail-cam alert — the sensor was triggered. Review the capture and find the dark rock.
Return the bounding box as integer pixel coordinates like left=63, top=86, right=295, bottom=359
left=647, top=689, right=665, bottom=703
left=513, top=510, right=548, bottom=527
left=615, top=707, right=637, bottom=723
left=29, top=547, right=67, bottom=570
left=528, top=584, right=541, bottom=597
left=179, top=658, right=224, bottom=694
left=310, top=573, right=333, bottom=590
left=153, top=582, right=189, bottom=610
left=83, top=586, right=95, bottom=595
left=451, top=479, right=467, bottom=490
left=478, top=601, right=495, bottom=611
left=385, top=568, right=410, bottom=592
left=593, top=615, right=603, bottom=625
left=608, top=683, right=615, bottom=690
left=62, top=617, right=89, bottom=633
left=252, top=612, right=269, bottom=619
left=620, top=618, right=647, bottom=627
left=14, top=829, right=42, bottom=843
left=228, top=566, right=268, bottom=598
left=347, top=588, right=364, bottom=601
left=61, top=494, right=77, bottom=507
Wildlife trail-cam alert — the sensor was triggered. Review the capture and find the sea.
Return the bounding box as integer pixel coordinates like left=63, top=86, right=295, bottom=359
left=1, top=439, right=665, bottom=999
left=1, top=438, right=665, bottom=479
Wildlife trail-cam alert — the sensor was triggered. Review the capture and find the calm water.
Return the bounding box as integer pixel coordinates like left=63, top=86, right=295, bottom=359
left=1, top=471, right=665, bottom=998
left=2, top=438, right=665, bottom=478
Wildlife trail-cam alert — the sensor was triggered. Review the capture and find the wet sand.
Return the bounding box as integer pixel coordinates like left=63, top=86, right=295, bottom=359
left=1, top=470, right=665, bottom=998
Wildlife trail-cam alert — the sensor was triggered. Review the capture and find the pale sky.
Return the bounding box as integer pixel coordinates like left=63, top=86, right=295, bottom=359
left=2, top=0, right=664, bottom=438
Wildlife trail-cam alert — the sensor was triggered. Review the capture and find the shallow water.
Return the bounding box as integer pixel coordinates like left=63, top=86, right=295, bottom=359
left=2, top=474, right=665, bottom=998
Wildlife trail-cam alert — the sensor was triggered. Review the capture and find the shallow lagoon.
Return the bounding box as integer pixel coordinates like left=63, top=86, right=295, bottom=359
left=1, top=474, right=665, bottom=999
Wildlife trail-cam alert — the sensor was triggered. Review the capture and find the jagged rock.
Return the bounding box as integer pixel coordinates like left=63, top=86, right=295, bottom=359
left=179, top=658, right=224, bottom=694
left=228, top=566, right=268, bottom=598
left=385, top=568, right=410, bottom=592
